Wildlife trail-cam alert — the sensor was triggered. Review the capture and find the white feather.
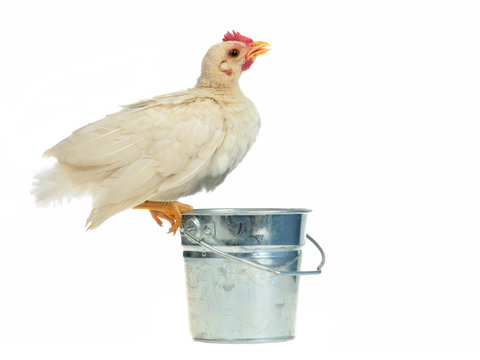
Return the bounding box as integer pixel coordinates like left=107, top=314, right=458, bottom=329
left=33, top=39, right=263, bottom=229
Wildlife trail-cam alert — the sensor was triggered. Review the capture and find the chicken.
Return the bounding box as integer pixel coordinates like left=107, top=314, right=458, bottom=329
left=32, top=31, right=270, bottom=233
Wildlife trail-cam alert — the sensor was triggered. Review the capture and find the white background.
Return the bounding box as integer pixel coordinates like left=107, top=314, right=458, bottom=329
left=1, top=0, right=479, bottom=359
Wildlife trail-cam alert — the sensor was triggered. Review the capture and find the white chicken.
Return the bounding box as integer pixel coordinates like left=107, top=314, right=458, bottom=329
left=32, top=31, right=270, bottom=233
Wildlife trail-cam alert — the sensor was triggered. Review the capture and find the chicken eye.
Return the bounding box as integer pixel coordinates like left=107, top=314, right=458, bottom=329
left=229, top=49, right=239, bottom=57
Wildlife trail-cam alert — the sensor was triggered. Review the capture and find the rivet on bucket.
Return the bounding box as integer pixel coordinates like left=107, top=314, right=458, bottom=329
left=179, top=208, right=325, bottom=343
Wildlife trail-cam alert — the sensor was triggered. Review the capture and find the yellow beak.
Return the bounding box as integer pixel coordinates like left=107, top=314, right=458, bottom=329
left=245, top=41, right=271, bottom=61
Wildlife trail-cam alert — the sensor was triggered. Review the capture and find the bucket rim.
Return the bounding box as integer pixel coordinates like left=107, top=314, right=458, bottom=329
left=182, top=208, right=312, bottom=216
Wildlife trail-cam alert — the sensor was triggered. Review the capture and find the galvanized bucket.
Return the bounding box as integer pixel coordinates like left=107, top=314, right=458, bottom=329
left=180, top=208, right=325, bottom=343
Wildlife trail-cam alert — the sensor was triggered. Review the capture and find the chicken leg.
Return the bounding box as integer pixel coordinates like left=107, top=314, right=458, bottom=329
left=134, top=201, right=193, bottom=234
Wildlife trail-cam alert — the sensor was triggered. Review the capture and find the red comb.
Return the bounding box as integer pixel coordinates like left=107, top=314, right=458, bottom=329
left=223, top=31, right=253, bottom=45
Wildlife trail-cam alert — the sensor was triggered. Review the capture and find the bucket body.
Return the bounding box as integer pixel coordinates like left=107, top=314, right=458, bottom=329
left=180, top=208, right=311, bottom=343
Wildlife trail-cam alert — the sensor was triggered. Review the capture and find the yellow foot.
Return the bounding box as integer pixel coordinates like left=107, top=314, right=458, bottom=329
left=134, top=201, right=193, bottom=234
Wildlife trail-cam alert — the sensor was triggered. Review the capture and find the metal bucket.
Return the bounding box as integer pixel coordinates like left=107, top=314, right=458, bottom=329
left=180, top=208, right=325, bottom=343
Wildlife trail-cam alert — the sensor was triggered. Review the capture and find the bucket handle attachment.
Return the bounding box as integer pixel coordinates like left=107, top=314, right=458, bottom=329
left=181, top=229, right=325, bottom=276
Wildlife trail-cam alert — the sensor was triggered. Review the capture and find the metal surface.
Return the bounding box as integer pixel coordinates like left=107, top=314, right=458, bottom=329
left=179, top=208, right=325, bottom=343
left=182, top=229, right=325, bottom=275
left=183, top=208, right=312, bottom=216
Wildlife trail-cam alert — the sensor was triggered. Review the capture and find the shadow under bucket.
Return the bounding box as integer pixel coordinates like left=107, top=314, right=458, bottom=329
left=180, top=208, right=325, bottom=343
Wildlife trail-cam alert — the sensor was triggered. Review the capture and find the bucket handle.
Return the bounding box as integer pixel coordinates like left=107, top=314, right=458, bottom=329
left=181, top=228, right=325, bottom=276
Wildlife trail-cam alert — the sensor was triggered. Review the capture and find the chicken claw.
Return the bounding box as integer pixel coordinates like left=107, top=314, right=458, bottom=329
left=134, top=201, right=193, bottom=234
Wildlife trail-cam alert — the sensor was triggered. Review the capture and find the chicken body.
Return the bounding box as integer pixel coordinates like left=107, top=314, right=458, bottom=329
left=33, top=32, right=269, bottom=230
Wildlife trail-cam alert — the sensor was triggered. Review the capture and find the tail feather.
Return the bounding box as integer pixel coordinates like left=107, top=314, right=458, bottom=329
left=32, top=162, right=156, bottom=229
left=31, top=163, right=104, bottom=207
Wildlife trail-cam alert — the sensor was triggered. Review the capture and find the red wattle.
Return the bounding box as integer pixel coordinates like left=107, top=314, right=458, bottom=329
left=242, top=60, right=253, bottom=71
